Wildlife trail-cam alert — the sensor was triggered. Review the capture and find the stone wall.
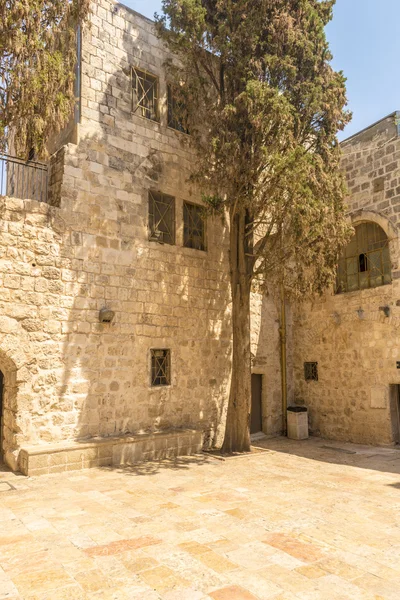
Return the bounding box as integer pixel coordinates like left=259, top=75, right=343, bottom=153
left=0, top=182, right=231, bottom=469
left=251, top=291, right=293, bottom=435
left=293, top=113, right=400, bottom=445
left=0, top=0, right=284, bottom=470
left=47, top=147, right=66, bottom=207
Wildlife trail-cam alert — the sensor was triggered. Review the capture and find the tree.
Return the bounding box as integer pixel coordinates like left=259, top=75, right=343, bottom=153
left=0, top=0, right=91, bottom=158
left=156, top=0, right=351, bottom=453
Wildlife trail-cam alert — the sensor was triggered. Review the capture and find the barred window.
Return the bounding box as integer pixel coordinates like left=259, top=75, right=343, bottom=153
left=167, top=84, right=188, bottom=133
left=132, top=67, right=159, bottom=121
left=183, top=202, right=206, bottom=250
left=151, top=349, right=171, bottom=386
left=336, top=222, right=391, bottom=294
left=148, top=191, right=175, bottom=245
left=304, top=362, right=318, bottom=382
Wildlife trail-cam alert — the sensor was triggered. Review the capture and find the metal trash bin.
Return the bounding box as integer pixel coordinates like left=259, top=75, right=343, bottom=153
left=287, top=406, right=309, bottom=440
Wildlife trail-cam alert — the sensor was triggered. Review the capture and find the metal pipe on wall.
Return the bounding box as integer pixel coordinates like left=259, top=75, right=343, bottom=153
left=280, top=283, right=287, bottom=435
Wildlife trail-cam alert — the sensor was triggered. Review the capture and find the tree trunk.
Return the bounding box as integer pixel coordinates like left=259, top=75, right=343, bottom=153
left=222, top=209, right=252, bottom=453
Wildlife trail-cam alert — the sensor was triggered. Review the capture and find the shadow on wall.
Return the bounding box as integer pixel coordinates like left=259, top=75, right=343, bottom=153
left=0, top=349, right=19, bottom=468
left=55, top=9, right=232, bottom=451
left=250, top=289, right=294, bottom=437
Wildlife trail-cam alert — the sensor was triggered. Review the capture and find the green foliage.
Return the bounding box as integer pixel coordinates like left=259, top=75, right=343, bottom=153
left=156, top=0, right=352, bottom=298
left=0, top=0, right=91, bottom=158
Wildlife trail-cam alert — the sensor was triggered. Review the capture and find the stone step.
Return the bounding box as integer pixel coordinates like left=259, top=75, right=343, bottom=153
left=18, top=429, right=203, bottom=476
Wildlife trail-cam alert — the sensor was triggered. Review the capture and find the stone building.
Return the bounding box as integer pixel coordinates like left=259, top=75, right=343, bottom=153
left=1, top=0, right=398, bottom=476
left=0, top=0, right=285, bottom=475
left=293, top=112, right=400, bottom=445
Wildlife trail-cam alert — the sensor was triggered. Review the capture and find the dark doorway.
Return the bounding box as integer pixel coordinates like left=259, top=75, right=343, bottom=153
left=251, top=374, right=263, bottom=434
left=390, top=385, right=400, bottom=444
left=0, top=370, right=3, bottom=459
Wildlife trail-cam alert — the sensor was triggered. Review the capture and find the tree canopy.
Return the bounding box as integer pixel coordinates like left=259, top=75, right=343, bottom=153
left=0, top=0, right=91, bottom=158
left=156, top=0, right=352, bottom=298
left=156, top=0, right=352, bottom=452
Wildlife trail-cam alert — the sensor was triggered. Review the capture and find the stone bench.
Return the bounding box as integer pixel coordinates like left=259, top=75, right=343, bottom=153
left=18, top=429, right=203, bottom=476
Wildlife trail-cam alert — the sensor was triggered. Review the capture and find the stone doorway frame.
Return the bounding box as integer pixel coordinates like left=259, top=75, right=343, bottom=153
left=0, top=350, right=19, bottom=469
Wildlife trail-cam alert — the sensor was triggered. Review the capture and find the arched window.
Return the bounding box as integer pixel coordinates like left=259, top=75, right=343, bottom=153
left=336, top=222, right=391, bottom=294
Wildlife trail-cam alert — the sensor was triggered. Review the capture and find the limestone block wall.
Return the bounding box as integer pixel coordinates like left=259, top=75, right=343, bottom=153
left=0, top=1, right=226, bottom=468
left=293, top=113, right=400, bottom=445
left=0, top=0, right=289, bottom=471
left=0, top=186, right=231, bottom=467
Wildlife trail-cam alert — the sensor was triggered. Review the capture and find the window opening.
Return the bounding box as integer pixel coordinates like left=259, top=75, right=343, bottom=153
left=183, top=202, right=206, bottom=250
left=359, top=253, right=368, bottom=273
left=151, top=350, right=171, bottom=386
left=132, top=67, right=159, bottom=121
left=167, top=84, right=189, bottom=133
left=304, top=362, right=318, bottom=382
left=148, top=191, right=175, bottom=245
left=336, top=222, right=391, bottom=293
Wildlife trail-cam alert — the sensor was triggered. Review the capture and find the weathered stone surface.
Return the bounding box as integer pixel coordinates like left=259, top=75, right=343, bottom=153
left=0, top=2, right=282, bottom=469
left=1, top=436, right=400, bottom=599
left=18, top=429, right=202, bottom=475
left=294, top=113, right=400, bottom=445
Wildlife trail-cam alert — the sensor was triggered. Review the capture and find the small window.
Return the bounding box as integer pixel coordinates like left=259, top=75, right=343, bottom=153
left=336, top=222, right=391, bottom=294
left=149, top=191, right=175, bottom=245
left=151, top=349, right=171, bottom=386
left=183, top=202, right=206, bottom=250
left=167, top=84, right=189, bottom=133
left=304, top=362, right=318, bottom=382
left=132, top=67, right=159, bottom=121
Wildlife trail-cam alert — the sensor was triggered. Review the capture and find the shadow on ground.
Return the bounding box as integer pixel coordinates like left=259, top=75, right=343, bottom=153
left=252, top=435, right=400, bottom=477
left=100, top=453, right=217, bottom=477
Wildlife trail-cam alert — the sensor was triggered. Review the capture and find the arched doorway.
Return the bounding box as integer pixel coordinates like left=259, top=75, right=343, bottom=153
left=0, top=370, right=3, bottom=461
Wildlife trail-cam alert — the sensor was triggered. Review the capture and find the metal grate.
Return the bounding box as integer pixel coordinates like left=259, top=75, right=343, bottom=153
left=336, top=222, right=391, bottom=294
left=148, top=191, right=175, bottom=245
left=183, top=202, right=206, bottom=250
left=304, top=362, right=318, bottom=382
left=151, top=349, right=171, bottom=386
left=167, top=84, right=189, bottom=133
left=0, top=154, right=48, bottom=203
left=132, top=67, right=159, bottom=121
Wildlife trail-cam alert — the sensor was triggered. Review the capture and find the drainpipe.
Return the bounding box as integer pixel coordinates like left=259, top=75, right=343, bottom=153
left=280, top=283, right=288, bottom=435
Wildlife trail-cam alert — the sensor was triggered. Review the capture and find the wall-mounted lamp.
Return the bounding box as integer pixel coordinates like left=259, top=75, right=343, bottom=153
left=99, top=308, right=115, bottom=324
left=379, top=305, right=391, bottom=318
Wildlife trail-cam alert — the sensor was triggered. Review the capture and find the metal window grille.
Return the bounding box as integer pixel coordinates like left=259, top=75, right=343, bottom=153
left=304, top=362, right=318, bottom=382
left=132, top=67, right=159, bottom=121
left=183, top=202, right=206, bottom=250
left=148, top=191, right=175, bottom=245
left=336, top=222, right=391, bottom=294
left=0, top=154, right=48, bottom=203
left=167, top=84, right=189, bottom=133
left=151, top=349, right=171, bottom=386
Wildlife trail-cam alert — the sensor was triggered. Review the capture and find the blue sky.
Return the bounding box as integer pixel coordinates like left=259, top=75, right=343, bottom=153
left=121, top=0, right=400, bottom=140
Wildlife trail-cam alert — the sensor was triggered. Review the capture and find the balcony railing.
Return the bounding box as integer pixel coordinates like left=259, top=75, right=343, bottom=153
left=0, top=154, right=48, bottom=203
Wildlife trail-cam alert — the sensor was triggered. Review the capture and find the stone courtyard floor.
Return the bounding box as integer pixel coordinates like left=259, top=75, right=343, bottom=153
left=1, top=437, right=400, bottom=600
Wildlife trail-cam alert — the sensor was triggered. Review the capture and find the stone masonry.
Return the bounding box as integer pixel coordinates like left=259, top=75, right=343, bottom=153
left=293, top=112, right=400, bottom=445
left=0, top=0, right=284, bottom=473
left=4, top=0, right=397, bottom=473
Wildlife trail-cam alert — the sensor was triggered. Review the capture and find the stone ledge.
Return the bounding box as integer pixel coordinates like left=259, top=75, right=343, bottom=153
left=18, top=429, right=203, bottom=476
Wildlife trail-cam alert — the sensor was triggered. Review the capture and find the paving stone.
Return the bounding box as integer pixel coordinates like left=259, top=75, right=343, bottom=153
left=0, top=438, right=400, bottom=598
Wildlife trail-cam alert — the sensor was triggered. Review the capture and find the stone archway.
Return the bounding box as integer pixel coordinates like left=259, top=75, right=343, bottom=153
left=0, top=350, right=19, bottom=470
left=0, top=370, right=3, bottom=461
